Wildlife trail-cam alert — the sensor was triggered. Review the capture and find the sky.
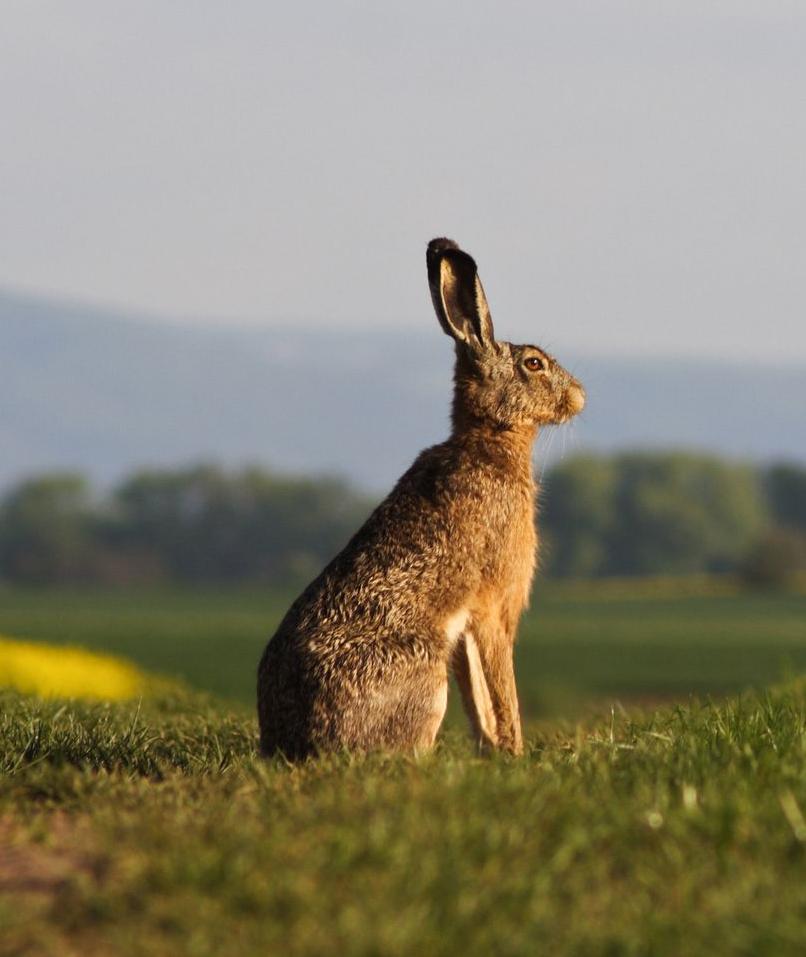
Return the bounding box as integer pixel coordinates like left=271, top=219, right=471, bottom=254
left=1, top=1, right=805, bottom=361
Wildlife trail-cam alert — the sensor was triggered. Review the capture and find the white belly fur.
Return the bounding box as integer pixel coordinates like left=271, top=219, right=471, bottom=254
left=443, top=607, right=470, bottom=648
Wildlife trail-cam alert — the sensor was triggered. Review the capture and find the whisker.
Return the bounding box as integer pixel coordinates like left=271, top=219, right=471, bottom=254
left=537, top=427, right=557, bottom=483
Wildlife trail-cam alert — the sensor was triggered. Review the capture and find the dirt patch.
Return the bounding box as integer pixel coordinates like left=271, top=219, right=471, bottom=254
left=0, top=811, right=100, bottom=896
left=0, top=812, right=114, bottom=956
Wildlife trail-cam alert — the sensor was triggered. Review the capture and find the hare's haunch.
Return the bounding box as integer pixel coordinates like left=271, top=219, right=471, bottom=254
left=257, top=239, right=585, bottom=759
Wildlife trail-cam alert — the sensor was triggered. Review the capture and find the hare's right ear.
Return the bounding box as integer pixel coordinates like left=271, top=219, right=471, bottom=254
left=426, top=238, right=496, bottom=352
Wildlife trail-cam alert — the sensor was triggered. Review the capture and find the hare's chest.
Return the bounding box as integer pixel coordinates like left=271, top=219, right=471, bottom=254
left=508, top=516, right=538, bottom=608
left=483, top=488, right=537, bottom=600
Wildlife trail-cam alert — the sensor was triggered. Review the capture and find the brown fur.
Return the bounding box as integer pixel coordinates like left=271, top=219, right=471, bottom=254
left=257, top=238, right=585, bottom=759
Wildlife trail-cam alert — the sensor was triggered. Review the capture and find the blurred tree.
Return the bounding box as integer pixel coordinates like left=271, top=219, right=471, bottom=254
left=608, top=453, right=766, bottom=576
left=111, top=465, right=372, bottom=583
left=0, top=474, right=95, bottom=584
left=766, top=464, right=806, bottom=531
left=741, top=527, right=806, bottom=588
left=540, top=456, right=616, bottom=577
left=541, top=453, right=766, bottom=577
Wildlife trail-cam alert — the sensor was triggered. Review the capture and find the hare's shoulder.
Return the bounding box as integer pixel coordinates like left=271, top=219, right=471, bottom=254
left=393, top=436, right=525, bottom=500
left=274, top=442, right=489, bottom=630
left=275, top=438, right=531, bottom=632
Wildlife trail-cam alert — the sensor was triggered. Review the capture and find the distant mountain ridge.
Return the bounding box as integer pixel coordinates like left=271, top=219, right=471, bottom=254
left=1, top=289, right=805, bottom=492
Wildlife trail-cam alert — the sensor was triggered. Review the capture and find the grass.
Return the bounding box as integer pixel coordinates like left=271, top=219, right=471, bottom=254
left=0, top=580, right=805, bottom=716
left=1, top=682, right=805, bottom=956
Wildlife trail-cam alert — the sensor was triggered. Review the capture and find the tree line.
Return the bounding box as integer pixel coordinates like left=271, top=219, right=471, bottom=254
left=0, top=454, right=804, bottom=587
left=540, top=454, right=806, bottom=584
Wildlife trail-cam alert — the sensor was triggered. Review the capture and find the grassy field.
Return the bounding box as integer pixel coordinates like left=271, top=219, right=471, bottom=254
left=1, top=579, right=805, bottom=716
left=2, top=581, right=806, bottom=954
left=1, top=682, right=805, bottom=956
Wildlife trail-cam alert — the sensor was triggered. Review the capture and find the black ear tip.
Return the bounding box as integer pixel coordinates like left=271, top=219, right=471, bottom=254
left=427, top=237, right=461, bottom=257
left=427, top=238, right=478, bottom=275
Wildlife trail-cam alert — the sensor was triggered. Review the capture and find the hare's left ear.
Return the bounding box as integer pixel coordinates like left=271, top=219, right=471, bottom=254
left=426, top=238, right=496, bottom=352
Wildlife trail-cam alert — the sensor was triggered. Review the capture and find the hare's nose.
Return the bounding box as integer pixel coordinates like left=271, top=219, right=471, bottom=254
left=566, top=382, right=586, bottom=415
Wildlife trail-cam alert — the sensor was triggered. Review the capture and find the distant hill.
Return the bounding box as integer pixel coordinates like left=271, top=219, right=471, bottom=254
left=1, top=289, right=804, bottom=492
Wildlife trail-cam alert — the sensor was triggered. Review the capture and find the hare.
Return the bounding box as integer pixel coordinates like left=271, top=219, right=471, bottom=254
left=257, top=238, right=585, bottom=759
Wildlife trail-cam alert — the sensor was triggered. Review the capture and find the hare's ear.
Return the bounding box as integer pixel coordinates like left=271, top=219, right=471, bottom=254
left=426, top=238, right=496, bottom=352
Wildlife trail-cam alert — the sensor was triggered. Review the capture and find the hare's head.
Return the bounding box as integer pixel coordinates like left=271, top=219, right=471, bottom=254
left=427, top=238, right=585, bottom=431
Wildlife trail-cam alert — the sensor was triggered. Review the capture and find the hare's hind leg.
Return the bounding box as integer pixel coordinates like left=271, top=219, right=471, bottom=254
left=413, top=675, right=449, bottom=750
left=257, top=642, right=317, bottom=761
left=355, top=663, right=449, bottom=753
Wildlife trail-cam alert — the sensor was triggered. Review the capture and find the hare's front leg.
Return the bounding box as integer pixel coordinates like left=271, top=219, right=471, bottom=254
left=465, top=613, right=523, bottom=755
left=452, top=634, right=498, bottom=752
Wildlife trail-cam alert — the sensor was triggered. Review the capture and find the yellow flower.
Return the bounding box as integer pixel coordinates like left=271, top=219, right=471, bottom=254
left=0, top=635, right=146, bottom=700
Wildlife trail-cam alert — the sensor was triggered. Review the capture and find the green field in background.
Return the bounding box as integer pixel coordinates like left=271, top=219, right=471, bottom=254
left=1, top=580, right=804, bottom=718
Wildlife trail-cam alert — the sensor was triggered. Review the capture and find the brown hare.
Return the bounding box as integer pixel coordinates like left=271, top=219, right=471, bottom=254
left=257, top=238, right=585, bottom=759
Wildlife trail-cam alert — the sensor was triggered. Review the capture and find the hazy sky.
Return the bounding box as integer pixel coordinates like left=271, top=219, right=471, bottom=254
left=2, top=2, right=805, bottom=361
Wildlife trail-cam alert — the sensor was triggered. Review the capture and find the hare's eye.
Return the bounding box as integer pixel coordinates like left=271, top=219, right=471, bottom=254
left=524, top=356, right=545, bottom=372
